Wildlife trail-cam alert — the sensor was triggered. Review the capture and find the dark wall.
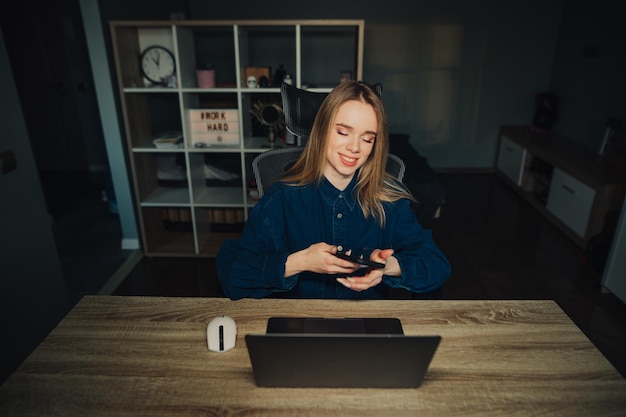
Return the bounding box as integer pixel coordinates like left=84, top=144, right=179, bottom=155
left=98, top=0, right=564, bottom=168
left=96, top=0, right=626, bottom=166
left=550, top=0, right=626, bottom=154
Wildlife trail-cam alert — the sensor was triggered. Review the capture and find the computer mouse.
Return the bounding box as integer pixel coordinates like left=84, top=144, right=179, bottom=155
left=207, top=315, right=237, bottom=352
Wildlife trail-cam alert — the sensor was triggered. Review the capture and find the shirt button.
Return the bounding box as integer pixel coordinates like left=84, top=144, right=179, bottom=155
left=337, top=245, right=343, bottom=252
left=337, top=213, right=343, bottom=219
left=339, top=194, right=343, bottom=199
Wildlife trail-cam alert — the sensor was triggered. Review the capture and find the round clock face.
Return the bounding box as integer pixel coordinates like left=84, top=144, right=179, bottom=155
left=140, top=46, right=176, bottom=84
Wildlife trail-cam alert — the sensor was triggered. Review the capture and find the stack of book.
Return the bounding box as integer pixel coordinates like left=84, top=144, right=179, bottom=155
left=209, top=208, right=245, bottom=232
left=153, top=130, right=183, bottom=148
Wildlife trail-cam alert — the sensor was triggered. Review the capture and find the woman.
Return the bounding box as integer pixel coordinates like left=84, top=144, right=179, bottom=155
left=217, top=81, right=450, bottom=299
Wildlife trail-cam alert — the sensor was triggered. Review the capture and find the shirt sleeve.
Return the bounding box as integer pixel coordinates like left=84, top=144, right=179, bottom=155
left=216, top=192, right=298, bottom=300
left=381, top=199, right=451, bottom=294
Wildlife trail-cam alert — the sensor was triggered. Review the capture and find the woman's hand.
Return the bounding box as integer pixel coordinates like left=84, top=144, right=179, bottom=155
left=285, top=242, right=361, bottom=277
left=336, top=249, right=399, bottom=291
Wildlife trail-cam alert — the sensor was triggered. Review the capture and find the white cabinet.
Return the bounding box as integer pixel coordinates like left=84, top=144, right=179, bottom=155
left=546, top=168, right=595, bottom=237
left=110, top=20, right=364, bottom=256
left=496, top=126, right=626, bottom=249
left=496, top=135, right=527, bottom=186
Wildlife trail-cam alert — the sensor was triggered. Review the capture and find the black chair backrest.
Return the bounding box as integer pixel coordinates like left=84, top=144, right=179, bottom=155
left=280, top=83, right=328, bottom=139
left=280, top=82, right=383, bottom=140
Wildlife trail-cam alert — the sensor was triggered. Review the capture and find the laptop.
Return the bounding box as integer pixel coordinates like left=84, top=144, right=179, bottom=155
left=245, top=317, right=441, bottom=388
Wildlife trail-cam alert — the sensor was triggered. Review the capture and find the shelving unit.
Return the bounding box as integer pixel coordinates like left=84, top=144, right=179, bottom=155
left=109, top=20, right=364, bottom=256
left=496, top=125, right=626, bottom=248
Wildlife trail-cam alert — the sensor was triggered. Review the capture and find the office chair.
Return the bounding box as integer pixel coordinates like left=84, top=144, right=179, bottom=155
left=252, top=146, right=304, bottom=198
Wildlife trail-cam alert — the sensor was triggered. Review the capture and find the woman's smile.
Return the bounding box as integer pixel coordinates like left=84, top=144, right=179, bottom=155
left=339, top=153, right=359, bottom=166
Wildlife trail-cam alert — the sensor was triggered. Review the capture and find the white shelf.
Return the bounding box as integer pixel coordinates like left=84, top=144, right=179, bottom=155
left=111, top=19, right=364, bottom=256
left=142, top=187, right=190, bottom=206
left=193, top=187, right=245, bottom=206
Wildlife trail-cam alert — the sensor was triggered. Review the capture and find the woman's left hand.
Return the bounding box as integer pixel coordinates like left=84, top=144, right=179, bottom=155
left=336, top=249, right=397, bottom=291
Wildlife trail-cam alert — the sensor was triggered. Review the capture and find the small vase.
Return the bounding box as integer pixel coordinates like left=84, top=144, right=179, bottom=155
left=196, top=70, right=215, bottom=88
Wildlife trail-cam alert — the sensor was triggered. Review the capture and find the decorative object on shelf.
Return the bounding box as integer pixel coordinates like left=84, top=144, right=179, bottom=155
left=340, top=70, right=352, bottom=82
left=529, top=91, right=558, bottom=133
left=140, top=45, right=176, bottom=85
left=250, top=100, right=285, bottom=145
left=272, top=64, right=287, bottom=87
left=247, top=76, right=257, bottom=88
left=187, top=109, right=240, bottom=147
left=196, top=61, right=215, bottom=88
left=244, top=67, right=271, bottom=88
left=259, top=76, right=270, bottom=87
left=152, top=130, right=183, bottom=148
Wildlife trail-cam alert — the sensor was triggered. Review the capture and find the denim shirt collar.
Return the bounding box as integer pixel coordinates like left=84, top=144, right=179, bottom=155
left=319, top=174, right=358, bottom=211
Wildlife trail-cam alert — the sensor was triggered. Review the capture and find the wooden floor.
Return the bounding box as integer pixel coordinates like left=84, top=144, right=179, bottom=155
left=114, top=173, right=626, bottom=377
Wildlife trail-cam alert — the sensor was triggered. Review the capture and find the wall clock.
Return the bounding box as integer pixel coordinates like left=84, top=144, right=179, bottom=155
left=140, top=45, right=176, bottom=84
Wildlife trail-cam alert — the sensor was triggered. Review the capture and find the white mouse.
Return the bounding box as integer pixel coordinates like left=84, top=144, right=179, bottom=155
left=207, top=315, right=237, bottom=352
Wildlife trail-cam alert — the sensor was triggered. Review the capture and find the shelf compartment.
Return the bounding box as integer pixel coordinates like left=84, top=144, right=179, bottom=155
left=141, top=207, right=195, bottom=254
left=142, top=187, right=190, bottom=206
left=522, top=154, right=554, bottom=205
left=242, top=91, right=285, bottom=142
left=238, top=25, right=296, bottom=87
left=301, top=25, right=361, bottom=88
left=134, top=153, right=189, bottom=204
left=208, top=208, right=246, bottom=232
left=195, top=206, right=245, bottom=256
left=124, top=93, right=182, bottom=148
left=192, top=187, right=243, bottom=206
left=111, top=24, right=175, bottom=88
left=189, top=153, right=244, bottom=205
left=176, top=25, right=237, bottom=88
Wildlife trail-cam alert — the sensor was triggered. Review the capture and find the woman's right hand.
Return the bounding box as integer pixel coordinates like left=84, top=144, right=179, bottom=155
left=285, top=242, right=360, bottom=277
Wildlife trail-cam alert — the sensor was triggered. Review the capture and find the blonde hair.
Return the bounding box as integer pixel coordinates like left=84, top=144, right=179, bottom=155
left=283, top=81, right=413, bottom=226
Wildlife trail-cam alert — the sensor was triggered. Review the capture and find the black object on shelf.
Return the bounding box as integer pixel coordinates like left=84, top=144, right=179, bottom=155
left=530, top=92, right=558, bottom=132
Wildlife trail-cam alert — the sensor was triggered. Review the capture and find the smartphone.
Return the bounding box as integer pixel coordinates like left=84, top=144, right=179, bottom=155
left=334, top=251, right=385, bottom=269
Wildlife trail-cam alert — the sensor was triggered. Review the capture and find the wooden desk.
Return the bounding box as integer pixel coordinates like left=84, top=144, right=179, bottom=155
left=1, top=296, right=624, bottom=416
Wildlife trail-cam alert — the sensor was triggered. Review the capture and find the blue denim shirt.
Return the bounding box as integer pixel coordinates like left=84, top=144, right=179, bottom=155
left=217, top=175, right=450, bottom=299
